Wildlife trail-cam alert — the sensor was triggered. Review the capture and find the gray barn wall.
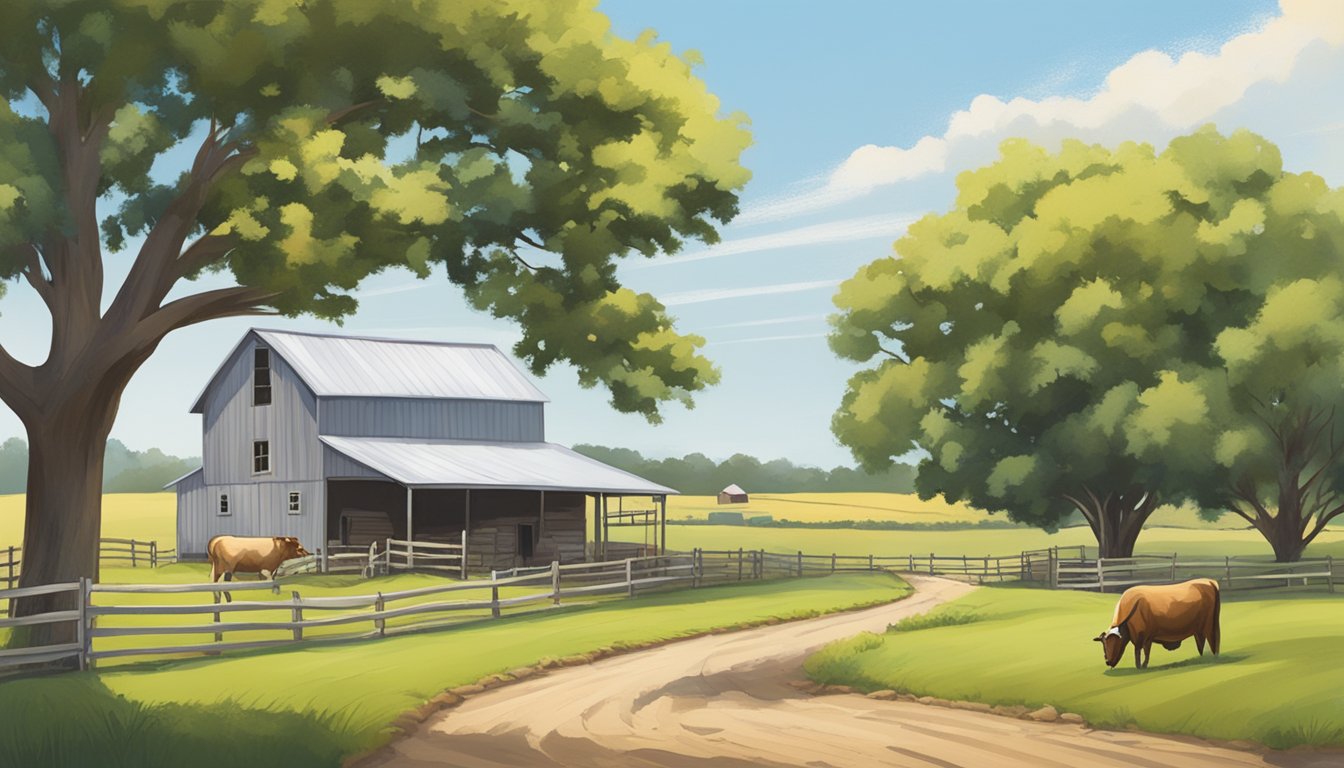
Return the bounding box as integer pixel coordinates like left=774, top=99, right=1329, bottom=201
left=201, top=334, right=322, bottom=486
left=318, top=397, right=544, bottom=441
left=177, top=480, right=325, bottom=558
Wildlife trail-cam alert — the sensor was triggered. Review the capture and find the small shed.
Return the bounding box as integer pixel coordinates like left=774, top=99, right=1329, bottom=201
left=717, top=484, right=748, bottom=505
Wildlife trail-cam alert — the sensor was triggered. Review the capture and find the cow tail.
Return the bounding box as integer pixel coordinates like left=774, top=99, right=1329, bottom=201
left=1211, top=582, right=1221, bottom=655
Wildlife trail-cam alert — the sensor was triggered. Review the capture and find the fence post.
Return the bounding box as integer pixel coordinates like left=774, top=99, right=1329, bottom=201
left=491, top=584, right=501, bottom=618
left=1328, top=556, right=1335, bottom=594
left=375, top=592, right=385, bottom=636
left=1225, top=556, right=1232, bottom=591
left=693, top=548, right=701, bottom=588
left=869, top=554, right=874, bottom=572
left=291, top=591, right=303, bottom=642
left=1049, top=547, right=1058, bottom=589
left=6, top=545, right=13, bottom=590
left=461, top=530, right=468, bottom=580
left=150, top=541, right=158, bottom=568
left=210, top=591, right=222, bottom=654
left=1096, top=557, right=1106, bottom=593
left=908, top=554, right=913, bottom=572
left=737, top=548, right=744, bottom=581
left=1170, top=553, right=1177, bottom=582
left=76, top=577, right=90, bottom=671
left=551, top=560, right=561, bottom=605
left=831, top=553, right=837, bottom=573
left=626, top=558, right=635, bottom=597
left=797, top=550, right=803, bottom=577
left=756, top=549, right=764, bottom=580
left=929, top=552, right=935, bottom=576
left=129, top=539, right=137, bottom=568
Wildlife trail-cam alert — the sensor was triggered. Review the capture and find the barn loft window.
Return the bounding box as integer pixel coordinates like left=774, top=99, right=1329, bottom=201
left=288, top=491, right=301, bottom=515
left=218, top=494, right=230, bottom=516
left=253, top=440, right=271, bottom=474
left=253, top=347, right=272, bottom=406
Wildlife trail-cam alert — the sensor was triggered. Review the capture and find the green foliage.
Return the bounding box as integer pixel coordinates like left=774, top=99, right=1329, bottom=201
left=887, top=608, right=981, bottom=632
left=570, top=444, right=918, bottom=494
left=0, top=438, right=198, bottom=494
left=830, top=127, right=1343, bottom=555
left=0, top=0, right=752, bottom=420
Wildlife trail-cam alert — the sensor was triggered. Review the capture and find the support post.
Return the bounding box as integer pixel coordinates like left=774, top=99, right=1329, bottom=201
left=591, top=494, right=600, bottom=561
left=291, top=591, right=303, bottom=641
left=465, top=488, right=472, bottom=572
left=539, top=490, right=546, bottom=540
left=405, top=486, right=414, bottom=569
left=551, top=560, right=561, bottom=605
left=461, top=529, right=468, bottom=580
left=375, top=592, right=386, bottom=636
left=659, top=495, right=667, bottom=556
left=601, top=494, right=609, bottom=561
left=76, top=577, right=90, bottom=671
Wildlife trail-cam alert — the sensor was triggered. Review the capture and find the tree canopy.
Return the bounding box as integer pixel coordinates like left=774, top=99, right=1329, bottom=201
left=0, top=0, right=751, bottom=629
left=829, top=127, right=1340, bottom=558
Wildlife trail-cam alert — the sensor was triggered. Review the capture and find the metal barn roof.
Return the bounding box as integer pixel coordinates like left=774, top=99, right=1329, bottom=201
left=320, top=436, right=677, bottom=495
left=162, top=466, right=203, bottom=489
left=191, top=329, right=548, bottom=412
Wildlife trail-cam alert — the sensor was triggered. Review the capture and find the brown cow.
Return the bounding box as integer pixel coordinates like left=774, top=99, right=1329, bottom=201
left=1094, top=578, right=1221, bottom=669
left=207, top=536, right=310, bottom=602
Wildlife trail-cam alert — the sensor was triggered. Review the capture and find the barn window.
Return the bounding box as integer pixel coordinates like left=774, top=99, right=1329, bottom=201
left=288, top=491, right=301, bottom=514
left=218, top=494, right=230, bottom=516
left=253, top=347, right=272, bottom=406
left=253, top=440, right=271, bottom=474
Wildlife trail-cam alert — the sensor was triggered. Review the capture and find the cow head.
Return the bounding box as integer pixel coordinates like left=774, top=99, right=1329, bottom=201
left=1093, top=625, right=1128, bottom=668
left=275, top=536, right=310, bottom=558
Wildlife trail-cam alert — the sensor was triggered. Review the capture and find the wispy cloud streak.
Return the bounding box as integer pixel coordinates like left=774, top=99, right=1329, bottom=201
left=661, top=279, right=841, bottom=307
left=635, top=213, right=915, bottom=269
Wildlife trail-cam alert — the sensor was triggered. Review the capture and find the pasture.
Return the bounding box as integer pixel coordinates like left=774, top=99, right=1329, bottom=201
left=805, top=585, right=1344, bottom=749
left=0, top=572, right=909, bottom=768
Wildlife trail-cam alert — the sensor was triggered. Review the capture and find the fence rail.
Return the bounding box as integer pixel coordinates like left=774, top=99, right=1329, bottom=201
left=1056, top=553, right=1340, bottom=593
left=3, top=538, right=176, bottom=592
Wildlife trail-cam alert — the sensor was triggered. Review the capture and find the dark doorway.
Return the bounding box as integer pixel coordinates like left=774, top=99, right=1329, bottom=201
left=518, top=524, right=535, bottom=559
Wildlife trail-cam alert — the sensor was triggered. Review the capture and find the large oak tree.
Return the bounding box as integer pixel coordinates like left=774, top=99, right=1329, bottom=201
left=829, top=129, right=1288, bottom=558
left=0, top=0, right=749, bottom=631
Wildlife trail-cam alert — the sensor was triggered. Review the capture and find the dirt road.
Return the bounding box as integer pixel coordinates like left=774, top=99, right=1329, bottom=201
left=367, top=575, right=1337, bottom=767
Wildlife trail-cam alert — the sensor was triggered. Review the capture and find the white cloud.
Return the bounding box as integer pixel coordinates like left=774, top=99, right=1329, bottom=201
left=355, top=281, right=428, bottom=298
left=740, top=0, right=1344, bottom=224
left=661, top=279, right=842, bottom=307
left=707, top=332, right=828, bottom=347
left=701, top=313, right=827, bottom=330
left=633, top=213, right=915, bottom=269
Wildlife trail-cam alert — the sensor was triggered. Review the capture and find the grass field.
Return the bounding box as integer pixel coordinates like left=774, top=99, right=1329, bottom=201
left=0, top=572, right=909, bottom=768
left=622, top=523, right=1344, bottom=560
left=804, top=585, right=1344, bottom=748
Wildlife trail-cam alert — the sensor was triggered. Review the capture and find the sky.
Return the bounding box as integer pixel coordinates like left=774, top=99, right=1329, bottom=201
left=1, top=0, right=1341, bottom=469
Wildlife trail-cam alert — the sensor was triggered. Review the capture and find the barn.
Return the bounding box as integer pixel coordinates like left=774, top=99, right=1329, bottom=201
left=718, top=484, right=749, bottom=504
left=167, top=328, right=673, bottom=572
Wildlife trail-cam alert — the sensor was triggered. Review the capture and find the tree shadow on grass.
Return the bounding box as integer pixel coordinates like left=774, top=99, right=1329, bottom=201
left=0, top=674, right=364, bottom=768
left=1104, top=651, right=1250, bottom=677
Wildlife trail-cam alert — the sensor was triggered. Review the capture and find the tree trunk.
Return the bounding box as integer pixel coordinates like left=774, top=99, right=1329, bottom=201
left=1067, top=487, right=1157, bottom=559
left=10, top=383, right=123, bottom=651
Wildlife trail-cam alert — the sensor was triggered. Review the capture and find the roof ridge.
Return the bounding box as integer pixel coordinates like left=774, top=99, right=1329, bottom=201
left=253, top=327, right=503, bottom=350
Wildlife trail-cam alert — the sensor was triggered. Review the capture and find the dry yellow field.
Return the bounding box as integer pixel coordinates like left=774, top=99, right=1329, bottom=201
left=0, top=493, right=176, bottom=549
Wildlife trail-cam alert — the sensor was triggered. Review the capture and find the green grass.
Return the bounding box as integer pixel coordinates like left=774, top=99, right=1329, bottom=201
left=630, top=523, right=1344, bottom=559
left=0, top=572, right=909, bottom=768
left=804, top=585, right=1344, bottom=748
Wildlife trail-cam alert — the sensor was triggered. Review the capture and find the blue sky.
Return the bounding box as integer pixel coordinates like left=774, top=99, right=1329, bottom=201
left=2, top=0, right=1341, bottom=469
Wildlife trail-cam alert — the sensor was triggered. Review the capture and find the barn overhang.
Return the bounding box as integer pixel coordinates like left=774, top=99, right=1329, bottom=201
left=318, top=436, right=676, bottom=496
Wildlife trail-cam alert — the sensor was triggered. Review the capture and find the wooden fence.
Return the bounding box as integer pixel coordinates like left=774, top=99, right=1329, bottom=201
left=0, top=553, right=698, bottom=672
left=3, top=538, right=174, bottom=591
left=687, top=547, right=1078, bottom=585
left=1056, top=553, right=1341, bottom=593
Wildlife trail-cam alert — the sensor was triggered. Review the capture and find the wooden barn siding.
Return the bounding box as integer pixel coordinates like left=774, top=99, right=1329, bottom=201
left=318, top=397, right=545, bottom=441
left=201, top=334, right=322, bottom=486
left=177, top=480, right=325, bottom=558
left=174, top=470, right=207, bottom=557
left=466, top=491, right=585, bottom=571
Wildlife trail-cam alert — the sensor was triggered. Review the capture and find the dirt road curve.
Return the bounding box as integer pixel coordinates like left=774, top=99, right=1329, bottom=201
left=367, top=576, right=1337, bottom=768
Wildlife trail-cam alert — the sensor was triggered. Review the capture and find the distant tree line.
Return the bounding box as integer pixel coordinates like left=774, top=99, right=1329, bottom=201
left=0, top=438, right=198, bottom=495
left=570, top=445, right=917, bottom=495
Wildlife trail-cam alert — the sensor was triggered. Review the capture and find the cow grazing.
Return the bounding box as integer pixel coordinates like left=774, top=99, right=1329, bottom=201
left=1093, top=578, right=1220, bottom=669
left=207, top=536, right=310, bottom=602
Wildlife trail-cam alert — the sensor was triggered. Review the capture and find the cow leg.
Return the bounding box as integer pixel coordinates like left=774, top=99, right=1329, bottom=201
left=1134, top=643, right=1143, bottom=668
left=1195, top=634, right=1205, bottom=655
